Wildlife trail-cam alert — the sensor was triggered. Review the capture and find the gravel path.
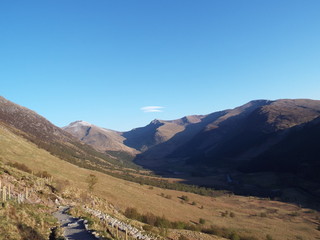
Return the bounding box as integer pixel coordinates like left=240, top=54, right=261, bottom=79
left=53, top=206, right=97, bottom=240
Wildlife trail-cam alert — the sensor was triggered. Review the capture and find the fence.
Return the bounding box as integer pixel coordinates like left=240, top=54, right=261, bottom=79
left=0, top=177, right=51, bottom=204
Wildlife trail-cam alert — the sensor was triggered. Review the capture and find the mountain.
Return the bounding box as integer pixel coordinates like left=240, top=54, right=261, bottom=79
left=133, top=99, right=320, bottom=169
left=61, top=98, right=320, bottom=203
left=2, top=95, right=320, bottom=207
left=131, top=111, right=227, bottom=167
left=240, top=116, right=320, bottom=182
left=2, top=114, right=317, bottom=240
left=0, top=96, right=71, bottom=143
left=64, top=99, right=320, bottom=176
left=122, top=115, right=209, bottom=152
left=134, top=100, right=270, bottom=167
left=63, top=120, right=138, bottom=155
left=63, top=115, right=211, bottom=159
left=172, top=99, right=320, bottom=167
left=0, top=96, right=129, bottom=170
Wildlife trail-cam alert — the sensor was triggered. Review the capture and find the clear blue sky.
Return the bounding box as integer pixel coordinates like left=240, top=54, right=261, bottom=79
left=1, top=1, right=320, bottom=131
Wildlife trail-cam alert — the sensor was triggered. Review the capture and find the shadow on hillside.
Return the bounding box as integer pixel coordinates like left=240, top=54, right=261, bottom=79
left=138, top=164, right=320, bottom=211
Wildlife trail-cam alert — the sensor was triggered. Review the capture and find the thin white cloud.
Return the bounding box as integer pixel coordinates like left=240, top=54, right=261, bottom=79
left=141, top=106, right=164, bottom=113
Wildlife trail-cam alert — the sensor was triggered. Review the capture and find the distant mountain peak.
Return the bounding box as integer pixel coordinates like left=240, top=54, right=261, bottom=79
left=181, top=115, right=203, bottom=124
left=68, top=120, right=93, bottom=127
left=150, top=119, right=164, bottom=125
left=63, top=120, right=139, bottom=155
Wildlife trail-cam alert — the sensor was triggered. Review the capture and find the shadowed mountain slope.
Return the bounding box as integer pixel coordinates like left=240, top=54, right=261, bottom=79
left=123, top=116, right=204, bottom=152
left=240, top=116, right=320, bottom=182
left=0, top=96, right=71, bottom=142
left=63, top=99, right=320, bottom=178
left=135, top=100, right=271, bottom=167
left=166, top=99, right=320, bottom=167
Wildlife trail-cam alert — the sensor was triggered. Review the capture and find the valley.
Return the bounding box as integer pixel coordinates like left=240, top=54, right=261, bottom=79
left=64, top=99, right=320, bottom=209
left=1, top=96, right=320, bottom=240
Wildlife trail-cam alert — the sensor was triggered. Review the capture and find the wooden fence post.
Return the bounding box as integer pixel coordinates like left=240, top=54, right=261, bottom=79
left=25, top=187, right=28, bottom=199
left=8, top=185, right=11, bottom=200
left=116, top=225, right=119, bottom=239
left=2, top=186, right=6, bottom=202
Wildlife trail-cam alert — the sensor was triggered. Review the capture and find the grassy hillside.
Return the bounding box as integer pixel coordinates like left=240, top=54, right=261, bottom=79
left=0, top=96, right=140, bottom=172
left=1, top=124, right=320, bottom=240
left=0, top=161, right=64, bottom=240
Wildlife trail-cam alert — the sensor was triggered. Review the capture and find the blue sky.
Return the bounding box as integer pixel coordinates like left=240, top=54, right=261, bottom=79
left=1, top=1, right=320, bottom=131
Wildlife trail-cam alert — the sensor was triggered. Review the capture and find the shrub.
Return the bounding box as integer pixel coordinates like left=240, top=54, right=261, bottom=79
left=201, top=225, right=230, bottom=237
left=35, top=171, right=52, bottom=178
left=199, top=218, right=206, bottom=224
left=181, top=195, right=189, bottom=202
left=124, top=207, right=141, bottom=221
left=172, top=221, right=186, bottom=229
left=178, top=236, right=189, bottom=240
left=142, top=225, right=153, bottom=231
left=81, top=216, right=94, bottom=227
left=191, top=201, right=196, bottom=205
left=17, top=223, right=46, bottom=240
left=290, top=211, right=299, bottom=217
left=230, top=212, right=235, bottom=218
left=266, top=234, right=273, bottom=240
left=221, top=211, right=228, bottom=217
left=260, top=212, right=267, bottom=217
left=8, top=162, right=32, bottom=173
left=54, top=179, right=70, bottom=193
left=155, top=216, right=171, bottom=228
left=240, top=236, right=259, bottom=240
left=184, top=224, right=200, bottom=232
left=165, top=195, right=172, bottom=199
left=159, top=227, right=168, bottom=237
left=230, top=232, right=240, bottom=240
left=142, top=212, right=157, bottom=226
left=86, top=174, right=98, bottom=192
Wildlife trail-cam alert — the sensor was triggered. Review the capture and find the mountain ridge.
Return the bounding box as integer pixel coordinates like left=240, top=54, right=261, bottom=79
left=2, top=95, right=320, bottom=205
left=63, top=98, right=320, bottom=179
left=63, top=98, right=320, bottom=197
left=0, top=96, right=136, bottom=172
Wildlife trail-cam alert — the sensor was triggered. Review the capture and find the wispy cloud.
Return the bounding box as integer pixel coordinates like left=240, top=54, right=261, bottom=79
left=141, top=106, right=165, bottom=113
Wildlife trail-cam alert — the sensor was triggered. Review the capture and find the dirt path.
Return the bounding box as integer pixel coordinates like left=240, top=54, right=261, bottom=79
left=53, top=206, right=97, bottom=240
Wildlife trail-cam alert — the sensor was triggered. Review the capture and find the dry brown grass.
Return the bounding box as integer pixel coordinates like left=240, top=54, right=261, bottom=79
left=1, top=125, right=319, bottom=240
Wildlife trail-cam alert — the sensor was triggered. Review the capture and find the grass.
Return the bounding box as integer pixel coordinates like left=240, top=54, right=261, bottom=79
left=0, top=159, right=69, bottom=240
left=1, top=125, right=320, bottom=240
left=0, top=194, right=57, bottom=240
